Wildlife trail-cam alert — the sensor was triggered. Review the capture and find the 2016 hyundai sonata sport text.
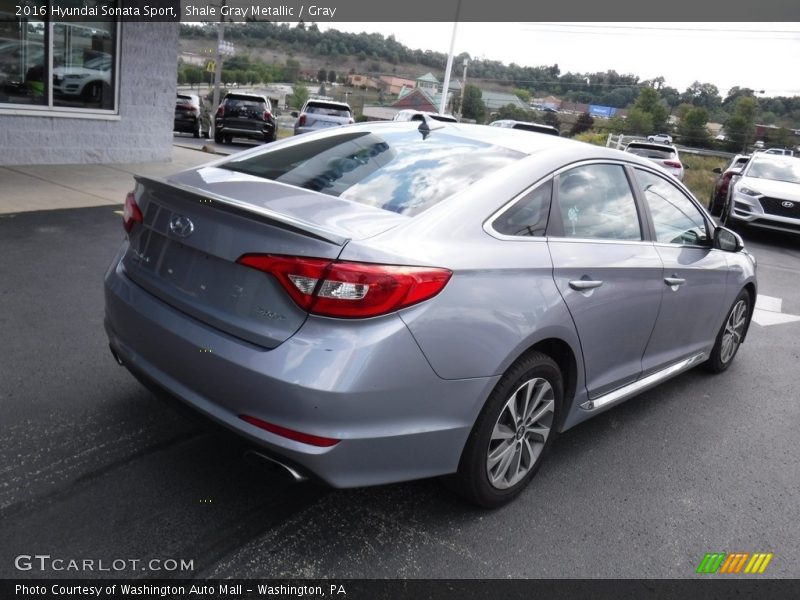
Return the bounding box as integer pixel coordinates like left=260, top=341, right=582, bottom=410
left=104, top=120, right=757, bottom=507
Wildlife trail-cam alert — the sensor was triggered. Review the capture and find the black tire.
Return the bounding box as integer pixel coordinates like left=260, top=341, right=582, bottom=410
left=448, top=351, right=562, bottom=508
left=81, top=81, right=102, bottom=103
left=193, top=120, right=201, bottom=139
left=214, top=131, right=223, bottom=144
left=704, top=290, right=751, bottom=373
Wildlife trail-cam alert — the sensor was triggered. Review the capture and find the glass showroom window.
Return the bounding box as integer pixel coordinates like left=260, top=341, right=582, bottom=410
left=0, top=1, right=118, bottom=113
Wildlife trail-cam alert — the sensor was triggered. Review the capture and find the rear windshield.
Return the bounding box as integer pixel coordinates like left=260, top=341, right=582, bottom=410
left=626, top=144, right=675, bottom=160
left=513, top=123, right=558, bottom=135
left=176, top=95, right=196, bottom=105
left=225, top=96, right=265, bottom=109
left=305, top=102, right=351, bottom=117
left=222, top=129, right=524, bottom=216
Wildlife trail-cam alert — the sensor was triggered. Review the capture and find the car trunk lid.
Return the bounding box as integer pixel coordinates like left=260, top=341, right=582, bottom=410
left=121, top=174, right=406, bottom=349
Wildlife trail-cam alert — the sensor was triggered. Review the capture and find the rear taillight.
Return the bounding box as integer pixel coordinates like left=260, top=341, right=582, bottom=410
left=237, top=254, right=452, bottom=318
left=122, top=191, right=143, bottom=233
left=216, top=105, right=224, bottom=117
left=298, top=114, right=307, bottom=127
left=263, top=110, right=272, bottom=121
left=663, top=160, right=682, bottom=168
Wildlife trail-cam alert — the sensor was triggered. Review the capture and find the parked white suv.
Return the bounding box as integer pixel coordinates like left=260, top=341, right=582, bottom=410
left=293, top=99, right=353, bottom=135
left=647, top=133, right=673, bottom=144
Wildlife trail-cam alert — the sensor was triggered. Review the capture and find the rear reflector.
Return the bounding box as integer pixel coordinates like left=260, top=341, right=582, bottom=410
left=237, top=254, right=452, bottom=318
left=298, top=114, right=307, bottom=127
left=239, top=414, right=340, bottom=447
left=122, top=191, right=143, bottom=232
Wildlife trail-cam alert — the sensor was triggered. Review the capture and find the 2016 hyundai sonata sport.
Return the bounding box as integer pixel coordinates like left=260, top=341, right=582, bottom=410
left=104, top=120, right=757, bottom=507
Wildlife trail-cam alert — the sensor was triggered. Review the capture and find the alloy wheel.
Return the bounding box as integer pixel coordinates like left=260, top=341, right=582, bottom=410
left=486, top=377, right=554, bottom=490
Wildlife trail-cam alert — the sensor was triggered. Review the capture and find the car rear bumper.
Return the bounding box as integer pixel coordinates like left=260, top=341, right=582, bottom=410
left=104, top=250, right=495, bottom=488
left=216, top=124, right=274, bottom=140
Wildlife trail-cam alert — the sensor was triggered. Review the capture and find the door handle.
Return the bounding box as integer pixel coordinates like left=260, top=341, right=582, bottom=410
left=664, top=277, right=686, bottom=286
left=569, top=279, right=604, bottom=290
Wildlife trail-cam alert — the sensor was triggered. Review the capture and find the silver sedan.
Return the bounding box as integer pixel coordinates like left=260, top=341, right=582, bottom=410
left=105, top=122, right=756, bottom=507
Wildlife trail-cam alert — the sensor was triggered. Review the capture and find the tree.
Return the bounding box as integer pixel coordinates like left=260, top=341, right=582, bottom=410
left=284, top=58, right=301, bottom=83
left=317, top=68, right=327, bottom=83
left=461, top=84, right=486, bottom=123
left=513, top=88, right=531, bottom=104
left=624, top=108, right=654, bottom=136
left=327, top=70, right=337, bottom=84
left=724, top=96, right=758, bottom=152
left=497, top=104, right=533, bottom=121
left=289, top=84, right=309, bottom=110
left=677, top=107, right=711, bottom=147
left=569, top=112, right=595, bottom=137
left=633, top=87, right=668, bottom=133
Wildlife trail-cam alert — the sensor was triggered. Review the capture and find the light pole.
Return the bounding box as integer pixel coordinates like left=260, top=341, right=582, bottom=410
left=458, top=58, right=469, bottom=118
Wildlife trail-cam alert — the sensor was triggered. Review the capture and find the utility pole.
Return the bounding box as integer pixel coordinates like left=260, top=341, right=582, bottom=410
left=438, top=0, right=462, bottom=115
left=458, top=58, right=469, bottom=118
left=211, top=0, right=227, bottom=123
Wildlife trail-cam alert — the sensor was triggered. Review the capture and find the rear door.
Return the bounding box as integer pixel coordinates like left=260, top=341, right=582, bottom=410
left=548, top=162, right=664, bottom=398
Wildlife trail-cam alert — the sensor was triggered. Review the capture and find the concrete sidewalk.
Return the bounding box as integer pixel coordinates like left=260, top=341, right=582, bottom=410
left=0, top=146, right=218, bottom=215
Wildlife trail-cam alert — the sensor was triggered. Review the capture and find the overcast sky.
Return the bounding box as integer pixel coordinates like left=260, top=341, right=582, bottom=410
left=316, top=22, right=800, bottom=98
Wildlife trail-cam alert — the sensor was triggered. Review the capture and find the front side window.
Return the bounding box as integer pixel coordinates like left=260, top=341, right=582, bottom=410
left=635, top=168, right=708, bottom=245
left=0, top=2, right=118, bottom=113
left=556, top=164, right=641, bottom=240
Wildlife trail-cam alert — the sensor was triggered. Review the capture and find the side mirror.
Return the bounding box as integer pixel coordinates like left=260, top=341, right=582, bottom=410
left=714, top=226, right=744, bottom=252
left=712, top=167, right=722, bottom=174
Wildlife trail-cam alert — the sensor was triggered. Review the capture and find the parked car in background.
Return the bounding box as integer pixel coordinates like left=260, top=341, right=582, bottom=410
left=647, top=133, right=673, bottom=144
left=754, top=141, right=765, bottom=149
left=709, top=154, right=750, bottom=216
left=106, top=122, right=755, bottom=508
left=51, top=53, right=112, bottom=102
left=173, top=93, right=208, bottom=139
left=624, top=141, right=684, bottom=180
left=393, top=110, right=458, bottom=123
left=489, top=120, right=559, bottom=136
left=214, top=93, right=277, bottom=144
left=293, top=99, right=353, bottom=135
left=763, top=148, right=794, bottom=156
left=723, top=153, right=800, bottom=235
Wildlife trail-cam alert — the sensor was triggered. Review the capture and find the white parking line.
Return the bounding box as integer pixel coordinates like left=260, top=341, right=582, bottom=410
left=751, top=294, right=800, bottom=326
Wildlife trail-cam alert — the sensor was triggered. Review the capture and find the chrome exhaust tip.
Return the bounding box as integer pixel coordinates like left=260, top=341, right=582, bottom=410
left=109, top=345, right=124, bottom=366
left=243, top=450, right=307, bottom=483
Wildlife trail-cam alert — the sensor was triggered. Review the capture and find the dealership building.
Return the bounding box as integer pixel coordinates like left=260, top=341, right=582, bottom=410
left=1, top=8, right=178, bottom=165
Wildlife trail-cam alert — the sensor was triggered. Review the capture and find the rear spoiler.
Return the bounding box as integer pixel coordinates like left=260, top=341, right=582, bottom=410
left=135, top=175, right=349, bottom=246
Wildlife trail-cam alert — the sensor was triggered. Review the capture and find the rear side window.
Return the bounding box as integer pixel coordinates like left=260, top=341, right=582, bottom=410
left=223, top=129, right=524, bottom=217
left=556, top=164, right=641, bottom=240
left=493, top=180, right=552, bottom=237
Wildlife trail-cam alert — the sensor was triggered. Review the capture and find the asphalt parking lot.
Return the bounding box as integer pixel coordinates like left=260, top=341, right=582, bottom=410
left=1, top=200, right=799, bottom=579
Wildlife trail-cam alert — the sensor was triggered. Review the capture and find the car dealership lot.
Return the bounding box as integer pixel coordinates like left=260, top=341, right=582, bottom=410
left=1, top=207, right=799, bottom=578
